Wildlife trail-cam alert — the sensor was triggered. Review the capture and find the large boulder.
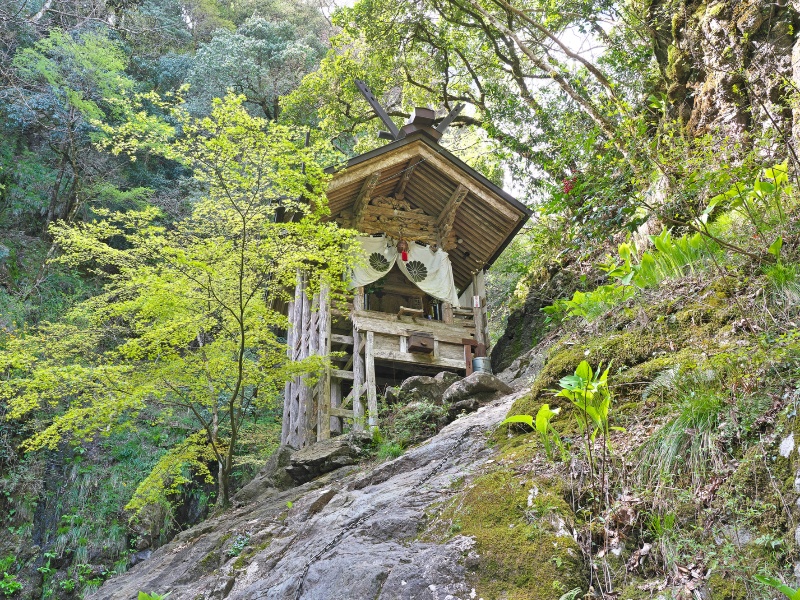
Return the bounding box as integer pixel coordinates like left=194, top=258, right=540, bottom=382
left=442, top=371, right=513, bottom=406
left=498, top=346, right=547, bottom=388
left=233, top=445, right=296, bottom=505
left=396, top=371, right=462, bottom=404
left=284, top=432, right=372, bottom=484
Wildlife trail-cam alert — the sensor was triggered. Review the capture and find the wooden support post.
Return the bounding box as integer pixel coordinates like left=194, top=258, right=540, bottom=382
left=352, top=287, right=365, bottom=431
left=310, top=293, right=320, bottom=356
left=330, top=380, right=342, bottom=434
left=474, top=269, right=490, bottom=352
left=299, top=277, right=314, bottom=447
left=472, top=272, right=486, bottom=349
left=289, top=271, right=305, bottom=447
left=281, top=299, right=295, bottom=445
left=365, top=331, right=378, bottom=429
left=443, top=301, right=453, bottom=324
left=317, top=284, right=331, bottom=441
left=463, top=338, right=478, bottom=376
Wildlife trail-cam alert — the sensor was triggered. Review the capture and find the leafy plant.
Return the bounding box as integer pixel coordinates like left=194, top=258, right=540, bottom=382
left=754, top=575, right=800, bottom=600
left=227, top=534, right=250, bottom=557
left=553, top=361, right=622, bottom=507
left=554, top=361, right=617, bottom=447
left=0, top=559, right=12, bottom=576
left=544, top=228, right=716, bottom=324
left=501, top=404, right=564, bottom=461
left=138, top=592, right=172, bottom=600
left=0, top=573, right=21, bottom=597
left=543, top=284, right=634, bottom=323
left=376, top=442, right=404, bottom=460
left=647, top=512, right=676, bottom=539
left=558, top=588, right=583, bottom=600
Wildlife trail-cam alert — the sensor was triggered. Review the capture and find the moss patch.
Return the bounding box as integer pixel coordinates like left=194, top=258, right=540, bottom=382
left=438, top=471, right=585, bottom=599
left=508, top=326, right=693, bottom=418
left=231, top=539, right=271, bottom=570
left=707, top=573, right=748, bottom=600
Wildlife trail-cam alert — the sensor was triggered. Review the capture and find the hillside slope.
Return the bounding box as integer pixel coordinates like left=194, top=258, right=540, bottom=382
left=93, top=388, right=569, bottom=599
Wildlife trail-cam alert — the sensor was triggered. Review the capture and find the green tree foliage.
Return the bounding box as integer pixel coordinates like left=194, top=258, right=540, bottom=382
left=283, top=0, right=652, bottom=187
left=188, top=18, right=326, bottom=119
left=1, top=94, right=356, bottom=508
left=1, top=27, right=137, bottom=229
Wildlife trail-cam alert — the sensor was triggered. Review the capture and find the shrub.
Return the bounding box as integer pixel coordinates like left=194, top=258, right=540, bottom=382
left=0, top=573, right=22, bottom=597
left=376, top=442, right=404, bottom=460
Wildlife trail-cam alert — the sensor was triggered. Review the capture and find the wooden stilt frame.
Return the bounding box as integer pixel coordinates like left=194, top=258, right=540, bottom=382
left=281, top=270, right=490, bottom=448
left=281, top=274, right=337, bottom=448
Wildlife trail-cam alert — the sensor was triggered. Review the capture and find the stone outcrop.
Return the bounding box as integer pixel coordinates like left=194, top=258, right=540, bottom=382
left=397, top=371, right=462, bottom=404
left=91, top=390, right=555, bottom=600
left=233, top=445, right=295, bottom=505
left=649, top=0, right=797, bottom=137
left=491, top=264, right=581, bottom=372
left=284, top=432, right=373, bottom=484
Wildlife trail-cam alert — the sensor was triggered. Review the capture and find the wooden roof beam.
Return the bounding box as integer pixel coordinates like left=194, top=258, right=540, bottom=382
left=436, top=184, right=468, bottom=248
left=353, top=171, right=381, bottom=227
left=392, top=156, right=422, bottom=201
left=355, top=80, right=400, bottom=140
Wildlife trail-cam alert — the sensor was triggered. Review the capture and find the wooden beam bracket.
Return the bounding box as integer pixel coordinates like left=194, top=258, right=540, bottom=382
left=392, top=156, right=422, bottom=200
left=436, top=184, right=468, bottom=248
left=353, top=172, right=381, bottom=228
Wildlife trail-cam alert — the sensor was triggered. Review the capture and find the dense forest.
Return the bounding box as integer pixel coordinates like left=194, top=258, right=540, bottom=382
left=1, top=0, right=800, bottom=597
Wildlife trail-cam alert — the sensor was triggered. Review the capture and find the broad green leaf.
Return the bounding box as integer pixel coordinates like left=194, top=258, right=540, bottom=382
left=768, top=236, right=783, bottom=260
left=575, top=360, right=593, bottom=382
left=535, top=404, right=560, bottom=433
left=500, top=415, right=534, bottom=429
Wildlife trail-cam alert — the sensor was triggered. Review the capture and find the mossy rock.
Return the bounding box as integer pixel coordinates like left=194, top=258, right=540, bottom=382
left=508, top=327, right=691, bottom=417
left=439, top=471, right=586, bottom=599
left=707, top=572, right=748, bottom=600
left=666, top=45, right=691, bottom=82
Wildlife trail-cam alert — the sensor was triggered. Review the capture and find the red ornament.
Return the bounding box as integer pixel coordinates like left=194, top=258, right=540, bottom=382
left=397, top=240, right=409, bottom=262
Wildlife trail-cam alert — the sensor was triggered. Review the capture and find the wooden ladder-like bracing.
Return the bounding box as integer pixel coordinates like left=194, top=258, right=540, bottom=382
left=282, top=276, right=370, bottom=449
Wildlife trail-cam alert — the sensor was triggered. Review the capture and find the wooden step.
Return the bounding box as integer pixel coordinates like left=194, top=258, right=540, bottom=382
left=331, top=333, right=354, bottom=345
left=330, top=407, right=354, bottom=418
left=331, top=369, right=354, bottom=380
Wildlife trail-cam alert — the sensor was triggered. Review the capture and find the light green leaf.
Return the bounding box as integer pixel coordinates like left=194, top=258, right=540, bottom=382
left=768, top=236, right=783, bottom=260
left=575, top=360, right=593, bottom=382
left=500, top=414, right=534, bottom=429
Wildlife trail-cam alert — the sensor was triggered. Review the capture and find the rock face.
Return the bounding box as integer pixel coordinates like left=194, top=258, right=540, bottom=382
left=491, top=265, right=580, bottom=372
left=233, top=446, right=295, bottom=505
left=649, top=0, right=797, bottom=137
left=496, top=345, right=547, bottom=389
left=92, top=392, right=529, bottom=600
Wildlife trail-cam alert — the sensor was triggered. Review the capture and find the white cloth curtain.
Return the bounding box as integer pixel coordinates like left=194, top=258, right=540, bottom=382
left=350, top=235, right=397, bottom=288
left=395, top=241, right=460, bottom=305
left=350, top=235, right=460, bottom=305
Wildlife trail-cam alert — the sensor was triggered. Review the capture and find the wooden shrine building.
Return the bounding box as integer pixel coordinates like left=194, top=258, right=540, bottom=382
left=281, top=92, right=532, bottom=449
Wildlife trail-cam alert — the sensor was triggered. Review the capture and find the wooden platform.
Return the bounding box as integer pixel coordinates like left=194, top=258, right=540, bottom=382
left=352, top=309, right=475, bottom=370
